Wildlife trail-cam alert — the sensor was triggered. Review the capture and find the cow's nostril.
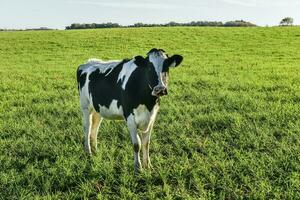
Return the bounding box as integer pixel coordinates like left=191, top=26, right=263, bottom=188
left=153, top=86, right=168, bottom=96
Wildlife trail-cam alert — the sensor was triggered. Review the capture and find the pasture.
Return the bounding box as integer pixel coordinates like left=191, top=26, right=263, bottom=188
left=0, top=27, right=299, bottom=199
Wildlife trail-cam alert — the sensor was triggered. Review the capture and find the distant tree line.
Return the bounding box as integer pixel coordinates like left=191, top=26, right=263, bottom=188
left=223, top=20, right=257, bottom=27
left=65, top=20, right=257, bottom=30
left=129, top=21, right=224, bottom=27
left=65, top=22, right=120, bottom=30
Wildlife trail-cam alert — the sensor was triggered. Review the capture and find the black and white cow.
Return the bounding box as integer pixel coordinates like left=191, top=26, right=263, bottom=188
left=77, top=48, right=183, bottom=172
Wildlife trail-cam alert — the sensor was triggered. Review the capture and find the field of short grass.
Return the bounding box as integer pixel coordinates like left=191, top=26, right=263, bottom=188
left=0, top=27, right=299, bottom=199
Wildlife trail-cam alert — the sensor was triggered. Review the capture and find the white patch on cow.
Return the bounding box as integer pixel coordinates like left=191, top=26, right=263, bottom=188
left=148, top=104, right=159, bottom=130
left=79, top=58, right=121, bottom=77
left=133, top=104, right=159, bottom=132
left=98, top=99, right=124, bottom=120
left=126, top=114, right=142, bottom=171
left=117, top=59, right=137, bottom=90
left=148, top=52, right=168, bottom=88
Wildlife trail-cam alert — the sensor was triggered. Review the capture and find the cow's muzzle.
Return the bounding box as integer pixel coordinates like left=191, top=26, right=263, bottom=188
left=152, top=85, right=168, bottom=97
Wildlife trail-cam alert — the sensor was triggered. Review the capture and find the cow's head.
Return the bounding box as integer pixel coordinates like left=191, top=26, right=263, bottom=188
left=146, top=48, right=183, bottom=97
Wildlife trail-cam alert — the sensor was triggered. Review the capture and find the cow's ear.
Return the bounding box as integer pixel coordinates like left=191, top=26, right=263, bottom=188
left=166, top=54, right=183, bottom=68
left=134, top=56, right=147, bottom=67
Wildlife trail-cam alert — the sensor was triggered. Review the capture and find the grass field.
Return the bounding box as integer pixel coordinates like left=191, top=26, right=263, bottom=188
left=0, top=27, right=299, bottom=199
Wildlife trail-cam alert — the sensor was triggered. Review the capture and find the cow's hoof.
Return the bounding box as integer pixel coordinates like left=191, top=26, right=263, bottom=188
left=142, top=160, right=153, bottom=170
left=134, top=166, right=143, bottom=175
left=148, top=163, right=154, bottom=170
left=91, top=147, right=97, bottom=155
left=84, top=148, right=92, bottom=156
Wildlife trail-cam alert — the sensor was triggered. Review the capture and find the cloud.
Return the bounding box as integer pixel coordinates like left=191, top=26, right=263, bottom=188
left=219, top=0, right=300, bottom=7
left=67, top=0, right=199, bottom=10
left=220, top=0, right=258, bottom=7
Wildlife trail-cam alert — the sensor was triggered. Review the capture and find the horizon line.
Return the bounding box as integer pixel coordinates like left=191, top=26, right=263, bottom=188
left=1, top=19, right=295, bottom=30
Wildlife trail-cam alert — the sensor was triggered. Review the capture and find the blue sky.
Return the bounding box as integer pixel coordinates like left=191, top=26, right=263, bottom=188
left=0, top=0, right=299, bottom=29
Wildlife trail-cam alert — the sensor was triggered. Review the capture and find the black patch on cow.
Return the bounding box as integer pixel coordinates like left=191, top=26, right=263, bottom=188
left=76, top=69, right=87, bottom=90
left=162, top=54, right=183, bottom=72
left=162, top=62, right=170, bottom=73
left=133, top=143, right=140, bottom=152
left=134, top=56, right=146, bottom=67
left=88, top=60, right=125, bottom=112
left=121, top=61, right=158, bottom=117
left=172, top=55, right=183, bottom=67
left=79, top=73, right=87, bottom=90
left=77, top=69, right=82, bottom=83
left=87, top=57, right=159, bottom=118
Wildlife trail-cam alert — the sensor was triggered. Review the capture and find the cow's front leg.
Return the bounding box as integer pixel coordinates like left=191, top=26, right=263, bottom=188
left=126, top=114, right=142, bottom=173
left=141, top=122, right=154, bottom=169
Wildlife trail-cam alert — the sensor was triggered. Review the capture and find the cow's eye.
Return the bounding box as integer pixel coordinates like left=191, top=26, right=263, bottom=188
left=162, top=65, right=169, bottom=72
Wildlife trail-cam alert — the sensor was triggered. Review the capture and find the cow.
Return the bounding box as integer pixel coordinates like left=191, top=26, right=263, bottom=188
left=76, top=48, right=183, bottom=172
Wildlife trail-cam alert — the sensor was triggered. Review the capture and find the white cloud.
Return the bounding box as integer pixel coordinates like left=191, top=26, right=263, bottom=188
left=67, top=0, right=200, bottom=10
left=220, top=0, right=300, bottom=7
left=220, top=0, right=257, bottom=7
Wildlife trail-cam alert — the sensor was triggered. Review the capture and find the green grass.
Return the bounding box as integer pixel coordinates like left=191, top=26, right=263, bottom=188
left=0, top=27, right=300, bottom=199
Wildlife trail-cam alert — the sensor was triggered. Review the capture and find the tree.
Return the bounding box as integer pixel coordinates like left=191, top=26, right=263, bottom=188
left=280, top=17, right=293, bottom=26
left=224, top=20, right=256, bottom=27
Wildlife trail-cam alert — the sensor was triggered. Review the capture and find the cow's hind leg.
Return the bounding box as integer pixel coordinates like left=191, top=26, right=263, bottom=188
left=82, top=107, right=92, bottom=154
left=90, top=111, right=102, bottom=155
left=126, top=115, right=142, bottom=173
